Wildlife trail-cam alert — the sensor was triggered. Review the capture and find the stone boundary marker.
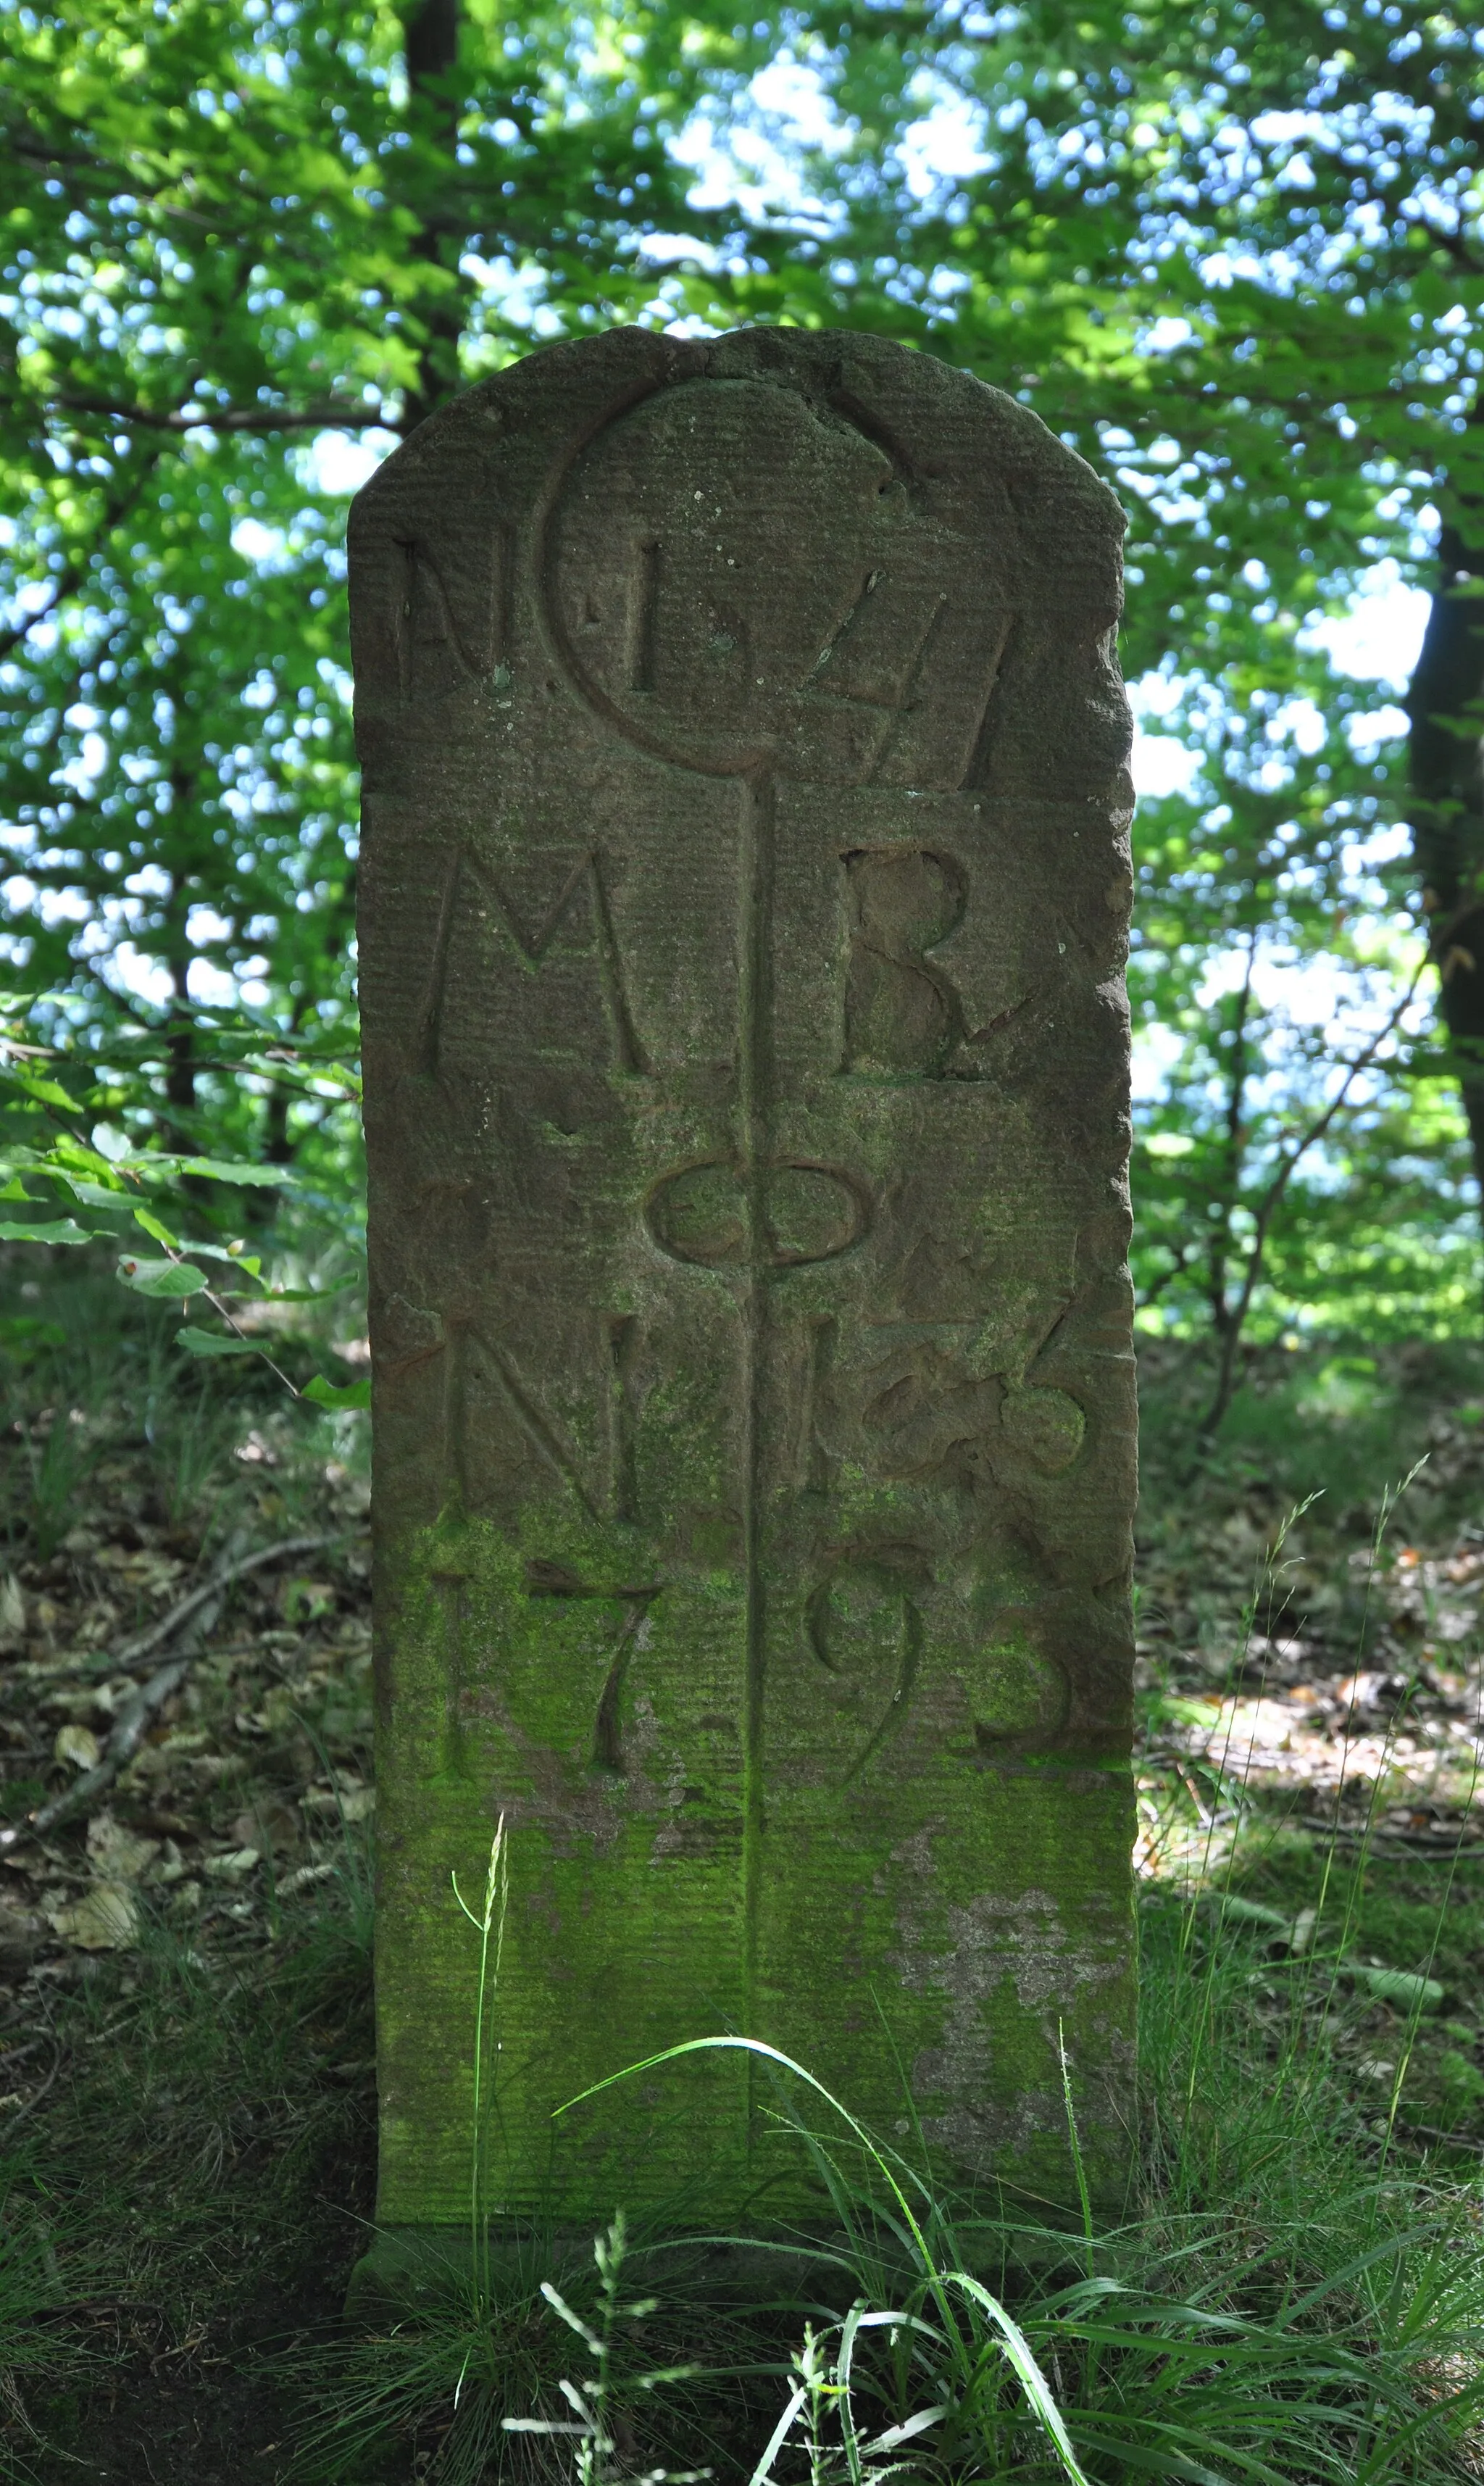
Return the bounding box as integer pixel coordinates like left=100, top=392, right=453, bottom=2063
left=350, top=325, right=1137, bottom=2245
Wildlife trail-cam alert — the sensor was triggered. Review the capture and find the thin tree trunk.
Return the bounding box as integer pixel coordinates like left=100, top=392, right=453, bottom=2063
left=260, top=994, right=309, bottom=1205
left=159, top=856, right=197, bottom=1150
left=1206, top=926, right=1258, bottom=1348
left=400, top=0, right=465, bottom=435
left=1197, top=963, right=1427, bottom=1439
left=1406, top=506, right=1484, bottom=1223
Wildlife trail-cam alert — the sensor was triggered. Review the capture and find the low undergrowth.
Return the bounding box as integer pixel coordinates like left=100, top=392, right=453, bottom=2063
left=1, top=1273, right=1483, bottom=2477
left=284, top=1877, right=1484, bottom=2486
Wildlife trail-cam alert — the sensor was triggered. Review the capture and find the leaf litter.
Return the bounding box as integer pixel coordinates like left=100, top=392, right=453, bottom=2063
left=0, top=1426, right=372, bottom=2076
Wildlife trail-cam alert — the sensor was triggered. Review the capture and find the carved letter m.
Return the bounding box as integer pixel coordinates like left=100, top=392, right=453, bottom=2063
left=417, top=847, right=649, bottom=1076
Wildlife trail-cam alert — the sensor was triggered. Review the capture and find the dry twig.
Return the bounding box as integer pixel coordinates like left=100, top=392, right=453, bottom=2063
left=64, top=1529, right=364, bottom=1682
left=0, top=1528, right=365, bottom=1845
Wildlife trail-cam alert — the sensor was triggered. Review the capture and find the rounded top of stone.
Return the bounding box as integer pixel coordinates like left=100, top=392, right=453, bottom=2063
left=358, top=323, right=1122, bottom=519
left=349, top=325, right=1127, bottom=793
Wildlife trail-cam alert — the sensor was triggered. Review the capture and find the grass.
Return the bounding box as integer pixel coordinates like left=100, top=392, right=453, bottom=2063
left=2, top=1265, right=1484, bottom=2479
left=281, top=1403, right=1484, bottom=2482
left=2, top=1858, right=378, bottom=2482
left=282, top=1881, right=1484, bottom=2486
left=0, top=2153, right=98, bottom=2485
left=0, top=1247, right=378, bottom=2479
left=288, top=1654, right=1484, bottom=2483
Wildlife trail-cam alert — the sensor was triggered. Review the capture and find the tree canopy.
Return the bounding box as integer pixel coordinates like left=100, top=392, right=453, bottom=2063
left=1, top=0, right=1482, bottom=1387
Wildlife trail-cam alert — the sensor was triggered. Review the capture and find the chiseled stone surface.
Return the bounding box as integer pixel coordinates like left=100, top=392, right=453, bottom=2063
left=350, top=325, right=1138, bottom=2232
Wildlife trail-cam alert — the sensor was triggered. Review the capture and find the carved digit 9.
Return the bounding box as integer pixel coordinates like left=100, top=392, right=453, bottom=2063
left=804, top=1550, right=923, bottom=1779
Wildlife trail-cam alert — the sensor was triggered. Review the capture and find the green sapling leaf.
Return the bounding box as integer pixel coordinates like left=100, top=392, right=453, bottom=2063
left=133, top=1205, right=180, bottom=1250
left=302, top=1374, right=370, bottom=1410
left=177, top=1239, right=257, bottom=1267
left=117, top=1255, right=208, bottom=1297
left=176, top=1157, right=299, bottom=1186
left=62, top=1181, right=131, bottom=1209
left=175, top=1329, right=261, bottom=1357
left=1, top=1066, right=75, bottom=1109
left=0, top=1218, right=99, bottom=1246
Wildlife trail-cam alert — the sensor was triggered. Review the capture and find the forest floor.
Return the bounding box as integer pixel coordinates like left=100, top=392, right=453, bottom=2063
left=1, top=1263, right=1484, bottom=2480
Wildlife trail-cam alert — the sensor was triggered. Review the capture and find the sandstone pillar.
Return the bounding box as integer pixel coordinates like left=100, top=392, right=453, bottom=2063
left=350, top=326, right=1137, bottom=2238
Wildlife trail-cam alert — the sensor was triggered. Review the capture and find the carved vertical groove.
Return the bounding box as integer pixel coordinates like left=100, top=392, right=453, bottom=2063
left=416, top=849, right=463, bottom=1079
left=738, top=768, right=777, bottom=2100
left=629, top=539, right=662, bottom=694
left=606, top=1315, right=640, bottom=1524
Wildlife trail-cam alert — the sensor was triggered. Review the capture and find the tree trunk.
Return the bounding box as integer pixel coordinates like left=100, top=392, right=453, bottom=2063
left=158, top=852, right=197, bottom=1152
left=400, top=0, right=465, bottom=435
left=1406, top=512, right=1484, bottom=1211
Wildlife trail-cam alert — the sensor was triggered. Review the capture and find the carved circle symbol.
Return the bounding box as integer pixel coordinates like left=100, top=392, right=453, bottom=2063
left=646, top=1160, right=870, bottom=1271
left=545, top=378, right=931, bottom=783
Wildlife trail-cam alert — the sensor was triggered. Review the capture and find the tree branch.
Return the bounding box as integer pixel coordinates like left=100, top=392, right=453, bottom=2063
left=0, top=1527, right=367, bottom=1842
left=53, top=394, right=381, bottom=436
left=86, top=1527, right=363, bottom=1681
left=1198, top=959, right=1429, bottom=1439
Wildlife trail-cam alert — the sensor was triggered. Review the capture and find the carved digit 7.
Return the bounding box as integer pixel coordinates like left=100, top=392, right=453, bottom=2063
left=524, top=1561, right=664, bottom=1774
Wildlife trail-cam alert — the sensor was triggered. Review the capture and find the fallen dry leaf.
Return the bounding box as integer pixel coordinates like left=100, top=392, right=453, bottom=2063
left=54, top=1723, right=100, bottom=1773
left=230, top=1799, right=300, bottom=1855
left=303, top=1783, right=374, bottom=1824
left=46, top=1884, right=138, bottom=1951
left=203, top=1847, right=259, bottom=1883
left=96, top=1547, right=183, bottom=1597
left=0, top=1900, right=49, bottom=1959
left=0, top=1575, right=25, bottom=1655
left=86, top=1812, right=160, bottom=1884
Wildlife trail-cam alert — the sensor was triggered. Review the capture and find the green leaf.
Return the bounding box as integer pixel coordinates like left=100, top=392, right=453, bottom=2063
left=0, top=1067, right=75, bottom=1109
left=133, top=1205, right=180, bottom=1250
left=175, top=1158, right=299, bottom=1187
left=60, top=1181, right=130, bottom=1210
left=178, top=1239, right=258, bottom=1267
left=0, top=1218, right=99, bottom=1247
left=117, top=1256, right=209, bottom=1298
left=301, top=1373, right=370, bottom=1410
left=53, top=1142, right=127, bottom=1181
left=175, top=1328, right=262, bottom=1358
left=0, top=1178, right=38, bottom=1203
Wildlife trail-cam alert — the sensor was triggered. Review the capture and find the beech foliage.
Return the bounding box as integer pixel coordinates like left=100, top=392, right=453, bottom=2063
left=1, top=0, right=1481, bottom=1356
